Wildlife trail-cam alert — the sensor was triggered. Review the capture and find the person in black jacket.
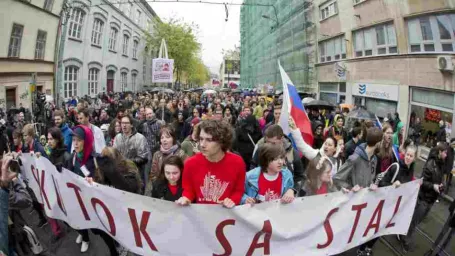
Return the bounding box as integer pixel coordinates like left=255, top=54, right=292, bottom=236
left=151, top=155, right=184, bottom=202
left=46, top=127, right=71, bottom=242
left=444, top=138, right=454, bottom=192
left=402, top=143, right=448, bottom=252
left=233, top=115, right=262, bottom=171
left=344, top=127, right=362, bottom=158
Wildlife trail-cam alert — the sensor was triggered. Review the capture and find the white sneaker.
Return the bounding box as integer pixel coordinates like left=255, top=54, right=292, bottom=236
left=76, top=234, right=83, bottom=244
left=81, top=241, right=89, bottom=253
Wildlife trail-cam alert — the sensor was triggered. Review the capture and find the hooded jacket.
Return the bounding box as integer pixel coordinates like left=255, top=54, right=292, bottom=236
left=113, top=128, right=150, bottom=167
left=49, top=146, right=71, bottom=171
left=65, top=125, right=96, bottom=178
left=419, top=148, right=445, bottom=204
left=333, top=143, right=378, bottom=189
left=60, top=123, right=73, bottom=153
left=95, top=157, right=142, bottom=194
left=378, top=159, right=414, bottom=187
left=241, top=167, right=294, bottom=204
left=252, top=135, right=305, bottom=195
left=233, top=115, right=262, bottom=171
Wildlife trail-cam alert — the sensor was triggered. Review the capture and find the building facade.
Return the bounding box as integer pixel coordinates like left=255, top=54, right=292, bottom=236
left=59, top=0, right=157, bottom=100
left=219, top=58, right=240, bottom=88
left=314, top=0, right=455, bottom=142
left=0, top=0, right=64, bottom=109
left=240, top=0, right=315, bottom=91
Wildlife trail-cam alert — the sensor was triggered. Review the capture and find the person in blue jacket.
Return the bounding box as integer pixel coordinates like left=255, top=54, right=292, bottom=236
left=54, top=109, right=72, bottom=152
left=21, top=124, right=48, bottom=158
left=242, top=143, right=295, bottom=204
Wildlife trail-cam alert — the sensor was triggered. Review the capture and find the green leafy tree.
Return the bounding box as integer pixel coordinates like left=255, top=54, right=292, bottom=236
left=145, top=17, right=201, bottom=85
left=187, top=57, right=210, bottom=87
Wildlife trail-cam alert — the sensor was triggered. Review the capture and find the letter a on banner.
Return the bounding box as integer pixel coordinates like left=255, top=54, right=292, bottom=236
left=152, top=39, right=174, bottom=83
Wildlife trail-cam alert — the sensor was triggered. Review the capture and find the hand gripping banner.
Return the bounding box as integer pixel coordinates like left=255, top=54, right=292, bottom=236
left=19, top=154, right=419, bottom=256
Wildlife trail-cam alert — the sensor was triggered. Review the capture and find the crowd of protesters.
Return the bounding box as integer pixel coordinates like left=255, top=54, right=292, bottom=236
left=0, top=89, right=454, bottom=256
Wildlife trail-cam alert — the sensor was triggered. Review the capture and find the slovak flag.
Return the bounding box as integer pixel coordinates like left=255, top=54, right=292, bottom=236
left=278, top=61, right=314, bottom=147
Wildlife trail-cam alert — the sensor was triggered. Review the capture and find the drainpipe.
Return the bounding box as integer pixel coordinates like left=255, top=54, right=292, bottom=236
left=55, top=0, right=72, bottom=108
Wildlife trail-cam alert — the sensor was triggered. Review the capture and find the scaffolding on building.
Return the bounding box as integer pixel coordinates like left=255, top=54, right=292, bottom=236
left=240, top=0, right=316, bottom=92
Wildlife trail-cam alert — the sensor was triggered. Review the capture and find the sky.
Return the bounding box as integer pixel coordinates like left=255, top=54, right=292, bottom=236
left=148, top=0, right=242, bottom=75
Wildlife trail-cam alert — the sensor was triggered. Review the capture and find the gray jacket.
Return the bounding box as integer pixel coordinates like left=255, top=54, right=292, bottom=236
left=333, top=143, right=377, bottom=189
left=113, top=129, right=150, bottom=167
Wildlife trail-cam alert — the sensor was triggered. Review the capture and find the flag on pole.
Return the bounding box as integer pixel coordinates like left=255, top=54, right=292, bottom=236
left=375, top=115, right=400, bottom=160
left=278, top=61, right=314, bottom=147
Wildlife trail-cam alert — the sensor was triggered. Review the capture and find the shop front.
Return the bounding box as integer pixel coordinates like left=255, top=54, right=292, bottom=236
left=351, top=82, right=399, bottom=118
left=318, top=82, right=346, bottom=105
left=408, top=87, right=454, bottom=148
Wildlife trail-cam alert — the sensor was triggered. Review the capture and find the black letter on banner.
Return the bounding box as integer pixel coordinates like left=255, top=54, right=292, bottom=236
left=128, top=209, right=158, bottom=252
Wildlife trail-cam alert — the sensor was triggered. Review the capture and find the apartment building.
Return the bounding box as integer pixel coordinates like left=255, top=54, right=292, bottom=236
left=314, top=0, right=455, bottom=141
left=219, top=58, right=240, bottom=88
left=0, top=0, right=64, bottom=109
left=60, top=0, right=157, bottom=99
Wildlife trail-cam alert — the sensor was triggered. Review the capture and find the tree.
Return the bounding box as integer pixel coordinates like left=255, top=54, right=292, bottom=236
left=186, top=57, right=210, bottom=87
left=222, top=45, right=240, bottom=60
left=145, top=17, right=201, bottom=86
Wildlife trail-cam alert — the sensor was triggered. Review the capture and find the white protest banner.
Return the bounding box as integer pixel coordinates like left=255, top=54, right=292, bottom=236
left=20, top=154, right=419, bottom=256
left=152, top=58, right=174, bottom=83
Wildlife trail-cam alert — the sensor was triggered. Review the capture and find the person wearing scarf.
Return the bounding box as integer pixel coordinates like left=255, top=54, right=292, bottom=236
left=145, top=125, right=187, bottom=196
left=181, top=121, right=200, bottom=157
left=65, top=125, right=94, bottom=252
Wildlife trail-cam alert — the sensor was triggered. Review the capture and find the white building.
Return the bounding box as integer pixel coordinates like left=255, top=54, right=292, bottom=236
left=60, top=0, right=158, bottom=99
left=219, top=58, right=240, bottom=88
left=0, top=0, right=64, bottom=109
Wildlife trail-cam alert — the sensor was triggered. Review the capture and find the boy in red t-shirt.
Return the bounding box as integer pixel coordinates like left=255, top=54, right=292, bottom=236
left=242, top=143, right=294, bottom=204
left=176, top=120, right=246, bottom=208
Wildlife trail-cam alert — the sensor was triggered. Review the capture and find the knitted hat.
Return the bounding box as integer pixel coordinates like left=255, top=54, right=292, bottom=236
left=191, top=117, right=201, bottom=126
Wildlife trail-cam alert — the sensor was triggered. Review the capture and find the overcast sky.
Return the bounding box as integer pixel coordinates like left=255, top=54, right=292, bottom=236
left=148, top=0, right=242, bottom=75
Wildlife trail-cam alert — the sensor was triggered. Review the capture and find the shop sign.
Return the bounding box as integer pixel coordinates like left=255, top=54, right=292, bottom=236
left=352, top=83, right=399, bottom=101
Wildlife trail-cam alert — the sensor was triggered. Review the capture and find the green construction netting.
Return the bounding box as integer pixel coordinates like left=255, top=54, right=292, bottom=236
left=240, top=0, right=315, bottom=92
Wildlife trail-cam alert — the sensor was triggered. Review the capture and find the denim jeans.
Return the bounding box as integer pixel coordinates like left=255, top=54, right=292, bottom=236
left=0, top=189, right=9, bottom=255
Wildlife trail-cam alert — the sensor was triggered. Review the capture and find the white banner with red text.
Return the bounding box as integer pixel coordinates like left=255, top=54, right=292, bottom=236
left=19, top=154, right=419, bottom=256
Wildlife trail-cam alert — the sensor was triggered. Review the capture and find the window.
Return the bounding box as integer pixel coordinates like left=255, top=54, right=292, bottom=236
left=88, top=68, right=99, bottom=95
left=353, top=0, right=367, bottom=4
left=353, top=23, right=397, bottom=57
left=8, top=24, right=24, bottom=58
left=91, top=19, right=104, bottom=46
left=136, top=10, right=141, bottom=24
left=133, top=40, right=138, bottom=59
left=64, top=66, right=79, bottom=98
left=408, top=14, right=455, bottom=53
left=143, top=47, right=148, bottom=82
left=43, top=0, right=53, bottom=11
left=319, top=36, right=346, bottom=63
left=35, top=30, right=47, bottom=60
left=122, top=35, right=129, bottom=56
left=124, top=3, right=132, bottom=17
left=131, top=73, right=137, bottom=92
left=121, top=72, right=127, bottom=91
left=108, top=27, right=118, bottom=51
left=68, top=9, right=85, bottom=39
left=320, top=1, right=338, bottom=20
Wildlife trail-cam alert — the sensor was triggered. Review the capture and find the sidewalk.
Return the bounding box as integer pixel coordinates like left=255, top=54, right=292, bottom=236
left=14, top=208, right=110, bottom=256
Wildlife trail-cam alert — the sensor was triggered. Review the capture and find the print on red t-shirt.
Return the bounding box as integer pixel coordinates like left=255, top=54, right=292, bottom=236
left=257, top=172, right=282, bottom=202
left=182, top=152, right=246, bottom=205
